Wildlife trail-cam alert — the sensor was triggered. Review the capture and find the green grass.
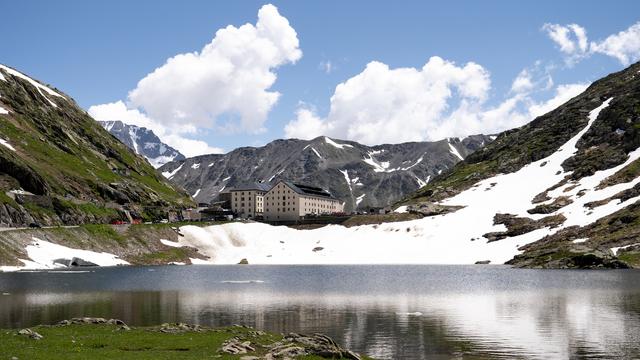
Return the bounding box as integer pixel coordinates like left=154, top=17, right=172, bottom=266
left=128, top=247, right=194, bottom=265
left=618, top=252, right=640, bottom=267
left=0, top=324, right=362, bottom=360
left=82, top=224, right=126, bottom=245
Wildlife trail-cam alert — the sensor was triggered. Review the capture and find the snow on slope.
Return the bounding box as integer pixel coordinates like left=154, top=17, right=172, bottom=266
left=156, top=98, right=636, bottom=265
left=448, top=140, right=464, bottom=160
left=0, top=238, right=128, bottom=271
left=324, top=136, right=353, bottom=149
left=0, top=64, right=64, bottom=108
left=0, top=106, right=8, bottom=115
left=162, top=164, right=183, bottom=179
left=0, top=137, right=16, bottom=151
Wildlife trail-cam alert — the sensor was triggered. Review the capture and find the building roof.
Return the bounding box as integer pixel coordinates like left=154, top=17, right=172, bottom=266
left=230, top=181, right=271, bottom=192
left=280, top=181, right=340, bottom=201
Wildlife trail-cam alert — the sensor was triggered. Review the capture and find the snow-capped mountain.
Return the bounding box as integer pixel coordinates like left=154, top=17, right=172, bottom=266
left=154, top=61, right=640, bottom=269
left=99, top=121, right=185, bottom=168
left=159, top=135, right=492, bottom=211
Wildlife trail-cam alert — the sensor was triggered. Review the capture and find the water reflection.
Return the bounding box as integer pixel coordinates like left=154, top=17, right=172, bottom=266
left=1, top=266, right=640, bottom=359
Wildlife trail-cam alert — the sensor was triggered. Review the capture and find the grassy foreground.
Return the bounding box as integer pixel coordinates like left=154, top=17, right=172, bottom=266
left=0, top=322, right=364, bottom=360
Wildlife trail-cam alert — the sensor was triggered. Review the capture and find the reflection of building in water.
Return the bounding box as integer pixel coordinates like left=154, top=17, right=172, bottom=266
left=1, top=282, right=639, bottom=359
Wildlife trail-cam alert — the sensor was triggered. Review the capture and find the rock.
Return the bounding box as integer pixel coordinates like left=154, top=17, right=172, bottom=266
left=475, top=260, right=491, bottom=265
left=312, top=247, right=324, bottom=252
left=267, top=344, right=306, bottom=358
left=220, top=339, right=255, bottom=354
left=407, top=202, right=462, bottom=217
left=158, top=322, right=203, bottom=333
left=17, top=328, right=43, bottom=340
left=53, top=257, right=98, bottom=267
left=238, top=258, right=249, bottom=265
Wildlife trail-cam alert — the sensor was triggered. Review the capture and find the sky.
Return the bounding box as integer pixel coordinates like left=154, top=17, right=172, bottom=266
left=2, top=1, right=640, bottom=157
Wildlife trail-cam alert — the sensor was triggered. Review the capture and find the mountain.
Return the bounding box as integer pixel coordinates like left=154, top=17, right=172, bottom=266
left=99, top=121, right=185, bottom=168
left=159, top=135, right=491, bottom=212
left=0, top=64, right=193, bottom=227
left=401, top=60, right=640, bottom=268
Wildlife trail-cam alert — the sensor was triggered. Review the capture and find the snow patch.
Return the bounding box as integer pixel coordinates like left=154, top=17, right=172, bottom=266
left=0, top=64, right=64, bottom=108
left=0, top=138, right=16, bottom=152
left=311, top=147, right=322, bottom=159
left=356, top=194, right=366, bottom=206
left=572, top=238, right=588, bottom=244
left=161, top=164, right=183, bottom=179
left=161, top=239, right=182, bottom=248
left=191, top=163, right=200, bottom=169
left=394, top=205, right=408, bottom=213
left=0, top=238, right=128, bottom=272
left=448, top=140, right=464, bottom=161
left=611, top=243, right=640, bottom=256
left=192, top=189, right=201, bottom=198
left=324, top=137, right=353, bottom=149
left=0, top=106, right=8, bottom=115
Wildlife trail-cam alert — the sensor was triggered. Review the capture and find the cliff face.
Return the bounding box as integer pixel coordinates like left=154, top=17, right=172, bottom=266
left=160, top=135, right=491, bottom=212
left=0, top=65, right=193, bottom=227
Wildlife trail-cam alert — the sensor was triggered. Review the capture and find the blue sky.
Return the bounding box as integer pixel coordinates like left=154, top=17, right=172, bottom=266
left=2, top=1, right=640, bottom=156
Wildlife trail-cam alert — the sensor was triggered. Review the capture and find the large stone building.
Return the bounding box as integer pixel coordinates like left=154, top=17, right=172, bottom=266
left=263, top=181, right=344, bottom=221
left=229, top=182, right=271, bottom=219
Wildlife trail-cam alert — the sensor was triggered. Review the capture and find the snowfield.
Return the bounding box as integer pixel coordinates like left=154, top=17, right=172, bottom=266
left=4, top=99, right=638, bottom=269
left=151, top=98, right=635, bottom=266
left=0, top=238, right=128, bottom=272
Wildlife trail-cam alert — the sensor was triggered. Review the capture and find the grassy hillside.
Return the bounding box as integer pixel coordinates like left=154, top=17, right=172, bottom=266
left=0, top=65, right=193, bottom=226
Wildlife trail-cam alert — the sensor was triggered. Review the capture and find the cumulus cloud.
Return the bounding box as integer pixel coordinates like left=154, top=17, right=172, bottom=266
left=284, top=57, right=588, bottom=144
left=88, top=101, right=223, bottom=158
left=544, top=21, right=640, bottom=66
left=286, top=57, right=490, bottom=144
left=590, top=22, right=640, bottom=65
left=90, top=4, right=300, bottom=157
left=511, top=69, right=535, bottom=94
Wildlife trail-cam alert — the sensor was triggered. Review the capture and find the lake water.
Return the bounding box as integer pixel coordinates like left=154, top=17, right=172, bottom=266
left=1, top=265, right=639, bottom=359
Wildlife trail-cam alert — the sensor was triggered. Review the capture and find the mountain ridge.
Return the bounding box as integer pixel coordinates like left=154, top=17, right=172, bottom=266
left=160, top=134, right=492, bottom=211
left=99, top=120, right=185, bottom=168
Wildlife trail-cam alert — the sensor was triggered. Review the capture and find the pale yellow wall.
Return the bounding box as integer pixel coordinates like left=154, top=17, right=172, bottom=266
left=231, top=190, right=265, bottom=218
left=263, top=182, right=343, bottom=221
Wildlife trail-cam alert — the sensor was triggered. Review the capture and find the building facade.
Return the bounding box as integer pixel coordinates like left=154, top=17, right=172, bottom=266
left=263, top=181, right=344, bottom=221
left=229, top=182, right=270, bottom=219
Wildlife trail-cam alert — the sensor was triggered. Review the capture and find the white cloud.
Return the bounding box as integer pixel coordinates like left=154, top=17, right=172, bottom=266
left=542, top=23, right=589, bottom=65
left=88, top=101, right=223, bottom=158
left=284, top=107, right=328, bottom=140
left=527, top=83, right=589, bottom=118
left=128, top=4, right=300, bottom=133
left=511, top=69, right=534, bottom=93
left=90, top=4, right=300, bottom=157
left=544, top=21, right=640, bottom=66
left=286, top=57, right=490, bottom=144
left=590, top=22, right=640, bottom=65
left=284, top=57, right=589, bottom=144
left=319, top=60, right=334, bottom=74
